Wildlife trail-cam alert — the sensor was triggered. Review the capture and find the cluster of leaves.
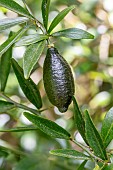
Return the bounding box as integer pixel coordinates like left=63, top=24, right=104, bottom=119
left=0, top=0, right=113, bottom=170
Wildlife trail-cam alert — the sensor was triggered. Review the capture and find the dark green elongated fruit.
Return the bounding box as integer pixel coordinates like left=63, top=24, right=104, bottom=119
left=43, top=47, right=75, bottom=113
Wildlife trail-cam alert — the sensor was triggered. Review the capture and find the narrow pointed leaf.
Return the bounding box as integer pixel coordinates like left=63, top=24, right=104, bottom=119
left=101, top=107, right=113, bottom=148
left=85, top=110, right=107, bottom=160
left=77, top=160, right=87, bottom=170
left=24, top=112, right=71, bottom=139
left=0, top=100, right=15, bottom=113
left=0, top=17, right=29, bottom=32
left=11, top=59, right=42, bottom=109
left=72, top=96, right=88, bottom=144
left=0, top=126, right=38, bottom=132
left=0, top=0, right=34, bottom=20
left=23, top=40, right=45, bottom=79
left=15, top=34, right=48, bottom=46
left=0, top=32, right=13, bottom=91
left=48, top=5, right=75, bottom=33
left=52, top=28, right=94, bottom=39
left=0, top=27, right=28, bottom=56
left=50, top=149, right=90, bottom=160
left=42, top=0, right=50, bottom=30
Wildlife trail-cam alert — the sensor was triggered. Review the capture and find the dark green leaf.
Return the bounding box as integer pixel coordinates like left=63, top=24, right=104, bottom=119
left=0, top=17, right=29, bottom=32
left=0, top=27, right=28, bottom=56
left=0, top=100, right=15, bottom=113
left=101, top=107, right=113, bottom=148
left=0, top=126, right=38, bottom=132
left=0, top=0, right=34, bottom=20
left=0, top=146, right=9, bottom=157
left=23, top=40, right=46, bottom=79
left=52, top=28, right=94, bottom=39
left=77, top=160, right=87, bottom=170
left=11, top=59, right=42, bottom=109
left=85, top=110, right=107, bottom=160
left=15, top=34, right=48, bottom=46
left=48, top=5, right=75, bottom=33
left=50, top=149, right=90, bottom=160
left=41, top=0, right=50, bottom=30
left=24, top=112, right=71, bottom=139
left=72, top=96, right=87, bottom=144
left=0, top=32, right=13, bottom=91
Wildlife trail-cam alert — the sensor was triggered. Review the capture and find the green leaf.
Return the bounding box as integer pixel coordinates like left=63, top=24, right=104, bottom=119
left=48, top=5, right=75, bottom=33
left=52, top=28, right=94, bottom=39
left=50, top=149, right=90, bottom=160
left=0, top=126, right=38, bottom=132
left=24, top=112, right=71, bottom=139
left=41, top=0, right=50, bottom=30
left=0, top=100, right=15, bottom=113
left=0, top=17, right=29, bottom=32
left=84, top=110, right=107, bottom=160
left=72, top=96, right=87, bottom=144
left=11, top=59, right=42, bottom=109
left=101, top=107, right=113, bottom=148
left=0, top=146, right=9, bottom=157
left=0, top=26, right=28, bottom=56
left=15, top=34, right=48, bottom=46
left=0, top=0, right=34, bottom=20
left=0, top=32, right=13, bottom=91
left=77, top=160, right=87, bottom=170
left=23, top=41, right=45, bottom=79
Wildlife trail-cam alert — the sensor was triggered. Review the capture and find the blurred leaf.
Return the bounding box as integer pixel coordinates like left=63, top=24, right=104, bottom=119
left=93, top=165, right=100, bottom=170
left=0, top=126, right=38, bottom=132
left=24, top=112, right=71, bottom=139
left=0, top=17, right=29, bottom=32
left=11, top=59, right=42, bottom=109
left=0, top=26, right=28, bottom=56
left=50, top=149, right=90, bottom=160
left=48, top=5, right=75, bottom=33
left=101, top=107, right=113, bottom=148
left=0, top=100, right=14, bottom=113
left=84, top=110, right=107, bottom=160
left=52, top=28, right=94, bottom=39
left=15, top=34, right=48, bottom=46
left=72, top=96, right=88, bottom=144
left=41, top=0, right=50, bottom=30
left=77, top=160, right=87, bottom=170
left=0, top=0, right=34, bottom=20
left=0, top=146, right=9, bottom=157
left=23, top=40, right=45, bottom=79
left=102, top=164, right=113, bottom=170
left=0, top=32, right=13, bottom=91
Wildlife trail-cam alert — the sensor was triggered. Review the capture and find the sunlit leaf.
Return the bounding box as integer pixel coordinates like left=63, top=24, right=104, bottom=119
left=42, top=0, right=50, bottom=30
left=0, top=100, right=15, bottom=113
left=24, top=112, right=71, bottom=139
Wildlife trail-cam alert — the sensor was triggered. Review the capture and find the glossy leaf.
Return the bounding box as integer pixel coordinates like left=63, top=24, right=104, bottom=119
left=0, top=0, right=34, bottom=20
left=101, top=107, right=113, bottom=148
left=23, top=40, right=45, bottom=79
left=0, top=126, right=38, bottom=132
left=0, top=32, right=13, bottom=91
left=15, top=34, right=48, bottom=46
left=48, top=5, right=75, bottom=33
left=84, top=110, right=107, bottom=160
left=72, top=96, right=87, bottom=144
left=0, top=27, right=28, bottom=56
left=50, top=149, right=90, bottom=160
left=0, top=100, right=15, bottom=113
left=41, top=0, right=50, bottom=30
left=52, top=28, right=94, bottom=39
left=0, top=17, right=29, bottom=32
left=11, top=59, right=42, bottom=109
left=77, top=160, right=87, bottom=170
left=24, top=112, right=71, bottom=139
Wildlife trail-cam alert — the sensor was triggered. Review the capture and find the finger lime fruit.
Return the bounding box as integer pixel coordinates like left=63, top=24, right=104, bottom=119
left=43, top=47, right=75, bottom=113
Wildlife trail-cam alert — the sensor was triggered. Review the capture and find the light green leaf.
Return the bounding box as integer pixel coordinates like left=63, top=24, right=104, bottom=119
left=52, top=28, right=94, bottom=39
left=0, top=0, right=34, bottom=20
left=101, top=107, right=113, bottom=148
left=0, top=26, right=28, bottom=56
left=0, top=100, right=15, bottom=113
left=85, top=110, right=107, bottom=160
left=24, top=112, right=71, bottom=139
left=0, top=126, right=38, bottom=132
left=15, top=34, right=48, bottom=46
left=11, top=59, right=42, bottom=109
left=23, top=41, right=45, bottom=79
left=48, top=5, right=75, bottom=33
left=50, top=149, right=90, bottom=160
left=42, top=0, right=50, bottom=30
left=0, top=17, right=29, bottom=32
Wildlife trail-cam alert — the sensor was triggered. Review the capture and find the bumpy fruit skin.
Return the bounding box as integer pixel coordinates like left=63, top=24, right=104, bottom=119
left=43, top=47, right=75, bottom=113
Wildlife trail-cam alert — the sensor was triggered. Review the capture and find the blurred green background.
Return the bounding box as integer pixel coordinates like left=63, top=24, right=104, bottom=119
left=0, top=0, right=113, bottom=169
